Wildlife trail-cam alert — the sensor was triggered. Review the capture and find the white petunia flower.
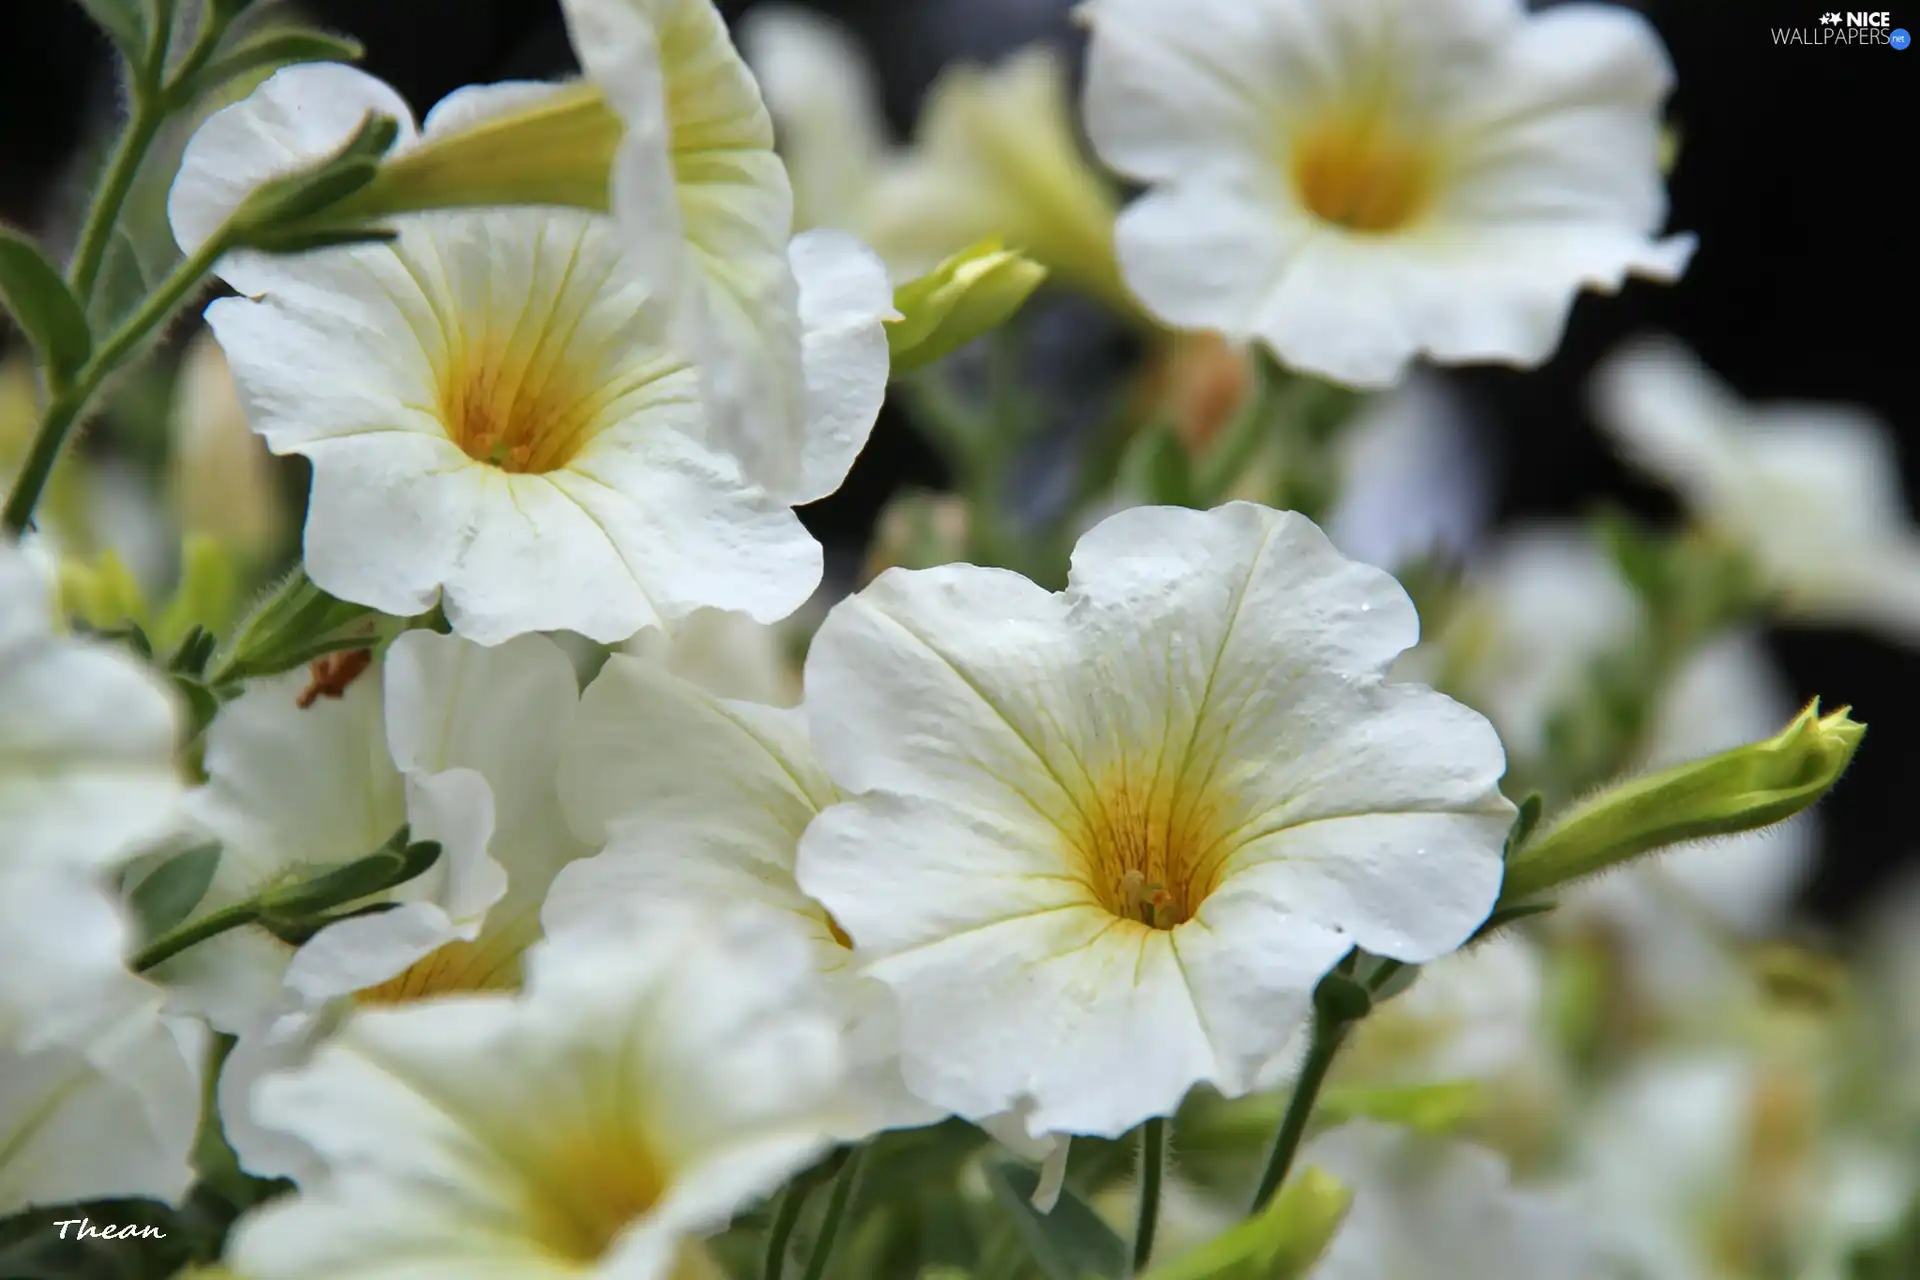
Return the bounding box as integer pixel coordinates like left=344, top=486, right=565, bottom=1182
left=154, top=630, right=589, bottom=1178
left=550, top=653, right=936, bottom=1138
left=227, top=905, right=845, bottom=1280
left=1, top=540, right=202, bottom=1211
left=1594, top=336, right=1920, bottom=646
left=1303, top=1121, right=1592, bottom=1279
left=173, top=65, right=890, bottom=644
left=1081, top=0, right=1694, bottom=387
left=796, top=502, right=1512, bottom=1137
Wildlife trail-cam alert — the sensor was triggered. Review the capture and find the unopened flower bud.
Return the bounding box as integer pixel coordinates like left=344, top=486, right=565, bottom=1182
left=888, top=239, right=1047, bottom=374
left=1500, top=700, right=1864, bottom=905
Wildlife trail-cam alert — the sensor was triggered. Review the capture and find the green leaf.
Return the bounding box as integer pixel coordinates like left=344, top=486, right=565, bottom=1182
left=183, top=29, right=364, bottom=102
left=0, top=227, right=93, bottom=381
left=1141, top=1167, right=1351, bottom=1280
left=983, top=1161, right=1127, bottom=1280
left=255, top=832, right=441, bottom=922
left=73, top=0, right=148, bottom=59
left=1316, top=1081, right=1487, bottom=1136
left=129, top=842, right=222, bottom=940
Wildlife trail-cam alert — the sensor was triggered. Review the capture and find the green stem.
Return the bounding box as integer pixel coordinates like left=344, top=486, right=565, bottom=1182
left=1132, top=1116, right=1166, bottom=1275
left=5, top=229, right=230, bottom=535
left=1248, top=1015, right=1348, bottom=1214
left=131, top=898, right=260, bottom=973
left=66, top=97, right=165, bottom=306
left=801, top=1145, right=864, bottom=1280
left=764, top=1150, right=844, bottom=1280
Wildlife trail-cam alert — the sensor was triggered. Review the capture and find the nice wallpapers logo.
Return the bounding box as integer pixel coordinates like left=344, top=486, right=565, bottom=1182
left=1774, top=10, right=1912, bottom=46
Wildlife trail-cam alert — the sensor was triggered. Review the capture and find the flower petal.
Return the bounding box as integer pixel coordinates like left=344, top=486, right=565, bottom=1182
left=786, top=228, right=893, bottom=505
left=169, top=62, right=420, bottom=296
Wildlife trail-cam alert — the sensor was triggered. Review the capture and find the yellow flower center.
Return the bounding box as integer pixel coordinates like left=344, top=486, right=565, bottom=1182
left=354, top=913, right=536, bottom=1005
left=1289, top=110, right=1437, bottom=234
left=525, top=1130, right=668, bottom=1265
left=440, top=335, right=603, bottom=475
left=1068, top=762, right=1234, bottom=930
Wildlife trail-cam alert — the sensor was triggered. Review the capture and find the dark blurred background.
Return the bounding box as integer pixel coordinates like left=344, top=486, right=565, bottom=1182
left=2, top=0, right=1914, bottom=926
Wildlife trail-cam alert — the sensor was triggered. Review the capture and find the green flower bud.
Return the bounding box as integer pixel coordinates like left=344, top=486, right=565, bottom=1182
left=1500, top=699, right=1864, bottom=905
left=211, top=565, right=380, bottom=687
left=888, top=239, right=1048, bottom=374
left=1142, top=1166, right=1351, bottom=1280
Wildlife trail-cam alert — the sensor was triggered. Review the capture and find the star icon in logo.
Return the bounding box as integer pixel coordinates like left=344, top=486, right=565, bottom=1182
left=1821, top=11, right=1842, bottom=21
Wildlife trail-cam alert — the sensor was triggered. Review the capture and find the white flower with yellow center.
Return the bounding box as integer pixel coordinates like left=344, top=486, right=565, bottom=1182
left=1595, top=336, right=1920, bottom=646
left=226, top=904, right=845, bottom=1280
left=152, top=630, right=590, bottom=1178
left=1081, top=0, right=1694, bottom=387
left=795, top=502, right=1513, bottom=1136
left=171, top=64, right=891, bottom=645
left=1304, top=1121, right=1592, bottom=1279
left=549, top=653, right=936, bottom=1138
left=1, top=539, right=202, bottom=1211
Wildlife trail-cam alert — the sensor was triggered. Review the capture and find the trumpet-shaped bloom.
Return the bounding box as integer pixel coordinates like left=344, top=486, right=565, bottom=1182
left=1304, top=1121, right=1592, bottom=1279
left=154, top=631, right=588, bottom=1177
left=1082, top=0, right=1694, bottom=387
left=550, top=654, right=936, bottom=1137
left=227, top=905, right=844, bottom=1279
left=173, top=65, right=890, bottom=644
left=796, top=503, right=1512, bottom=1136
left=1594, top=336, right=1920, bottom=646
